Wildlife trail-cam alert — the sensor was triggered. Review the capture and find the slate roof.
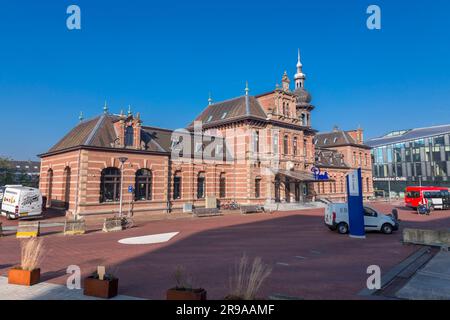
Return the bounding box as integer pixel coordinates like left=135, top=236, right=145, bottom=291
left=41, top=114, right=172, bottom=156
left=189, top=95, right=267, bottom=127
left=365, top=124, right=450, bottom=148
left=315, top=130, right=370, bottom=149
left=315, top=148, right=349, bottom=169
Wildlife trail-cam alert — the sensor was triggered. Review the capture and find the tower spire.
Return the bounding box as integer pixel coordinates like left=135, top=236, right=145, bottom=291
left=127, top=105, right=132, bottom=116
left=103, top=100, right=108, bottom=114
left=79, top=111, right=84, bottom=122
left=295, top=48, right=306, bottom=89
left=245, top=81, right=249, bottom=96
left=208, top=92, right=213, bottom=105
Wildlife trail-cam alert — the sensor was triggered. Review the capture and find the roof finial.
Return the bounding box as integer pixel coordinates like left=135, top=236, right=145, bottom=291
left=245, top=81, right=249, bottom=96
left=127, top=105, right=132, bottom=116
left=79, top=111, right=84, bottom=122
left=208, top=92, right=213, bottom=105
left=295, top=48, right=306, bottom=89
left=297, top=48, right=302, bottom=68
left=103, top=100, right=108, bottom=114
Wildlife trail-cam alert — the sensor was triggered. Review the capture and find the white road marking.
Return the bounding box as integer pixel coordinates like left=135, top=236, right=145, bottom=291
left=118, top=232, right=179, bottom=245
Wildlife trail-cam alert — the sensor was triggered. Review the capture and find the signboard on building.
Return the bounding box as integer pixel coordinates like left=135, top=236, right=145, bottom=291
left=311, top=167, right=330, bottom=181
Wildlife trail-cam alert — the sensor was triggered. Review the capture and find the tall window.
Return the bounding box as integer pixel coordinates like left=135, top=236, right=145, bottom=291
left=255, top=177, right=261, bottom=198
left=125, top=126, right=134, bottom=147
left=173, top=171, right=182, bottom=199
left=63, top=167, right=71, bottom=209
left=283, top=135, right=289, bottom=155
left=197, top=172, right=205, bottom=199
left=253, top=130, right=260, bottom=153
left=273, top=132, right=279, bottom=155
left=100, top=167, right=121, bottom=203
left=219, top=173, right=226, bottom=198
left=366, top=177, right=370, bottom=193
left=135, top=169, right=152, bottom=201
left=47, top=169, right=53, bottom=206
left=303, top=139, right=307, bottom=157
left=293, top=137, right=298, bottom=156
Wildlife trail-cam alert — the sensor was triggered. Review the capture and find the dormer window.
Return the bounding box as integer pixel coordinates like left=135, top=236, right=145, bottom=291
left=125, top=126, right=134, bottom=147
left=207, top=115, right=213, bottom=122
left=221, top=112, right=228, bottom=119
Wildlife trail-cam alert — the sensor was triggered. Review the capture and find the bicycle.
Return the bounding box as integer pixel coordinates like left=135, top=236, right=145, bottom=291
left=120, top=216, right=134, bottom=229
left=221, top=200, right=240, bottom=210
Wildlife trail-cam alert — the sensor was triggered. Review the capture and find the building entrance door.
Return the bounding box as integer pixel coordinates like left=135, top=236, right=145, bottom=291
left=285, top=179, right=290, bottom=203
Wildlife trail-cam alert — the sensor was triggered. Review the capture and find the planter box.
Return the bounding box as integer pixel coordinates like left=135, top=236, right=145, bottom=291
left=8, top=268, right=40, bottom=286
left=166, top=288, right=207, bottom=300
left=84, top=276, right=118, bottom=299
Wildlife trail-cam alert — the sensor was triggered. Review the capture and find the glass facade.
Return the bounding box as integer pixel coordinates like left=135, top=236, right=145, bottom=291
left=371, top=133, right=450, bottom=194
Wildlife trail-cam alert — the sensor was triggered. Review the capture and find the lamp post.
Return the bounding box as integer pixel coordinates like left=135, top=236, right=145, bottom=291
left=118, top=157, right=128, bottom=217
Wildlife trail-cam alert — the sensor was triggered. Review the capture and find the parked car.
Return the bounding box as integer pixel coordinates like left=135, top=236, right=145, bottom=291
left=1, top=186, right=43, bottom=220
left=324, top=203, right=399, bottom=235
left=0, top=186, right=5, bottom=205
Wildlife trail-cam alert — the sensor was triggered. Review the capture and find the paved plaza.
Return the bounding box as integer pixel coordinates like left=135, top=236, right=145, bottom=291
left=1, top=202, right=450, bottom=300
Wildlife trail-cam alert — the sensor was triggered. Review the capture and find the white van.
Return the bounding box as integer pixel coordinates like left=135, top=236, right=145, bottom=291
left=324, top=203, right=399, bottom=235
left=1, top=186, right=43, bottom=220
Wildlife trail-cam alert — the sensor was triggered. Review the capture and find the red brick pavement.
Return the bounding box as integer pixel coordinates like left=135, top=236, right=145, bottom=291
left=1, top=202, right=449, bottom=300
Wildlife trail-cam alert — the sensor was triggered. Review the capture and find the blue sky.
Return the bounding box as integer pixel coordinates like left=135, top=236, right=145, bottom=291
left=1, top=0, right=449, bottom=160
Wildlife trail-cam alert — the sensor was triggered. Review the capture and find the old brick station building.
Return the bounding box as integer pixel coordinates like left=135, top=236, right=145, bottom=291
left=39, top=52, right=373, bottom=216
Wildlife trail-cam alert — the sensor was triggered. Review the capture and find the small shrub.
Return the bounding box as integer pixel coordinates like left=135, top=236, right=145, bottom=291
left=227, top=254, right=272, bottom=300
left=174, top=265, right=194, bottom=290
left=20, top=238, right=44, bottom=271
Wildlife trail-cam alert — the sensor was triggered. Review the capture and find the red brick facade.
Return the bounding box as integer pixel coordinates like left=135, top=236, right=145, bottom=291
left=39, top=55, right=373, bottom=216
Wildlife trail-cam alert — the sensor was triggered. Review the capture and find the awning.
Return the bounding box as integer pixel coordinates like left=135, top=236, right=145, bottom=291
left=270, top=169, right=334, bottom=182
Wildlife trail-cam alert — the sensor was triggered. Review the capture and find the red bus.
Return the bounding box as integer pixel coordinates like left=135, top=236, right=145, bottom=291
left=405, top=186, right=449, bottom=209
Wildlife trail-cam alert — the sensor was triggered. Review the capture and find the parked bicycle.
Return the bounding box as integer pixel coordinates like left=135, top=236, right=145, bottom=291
left=220, top=200, right=240, bottom=210
left=120, top=216, right=134, bottom=229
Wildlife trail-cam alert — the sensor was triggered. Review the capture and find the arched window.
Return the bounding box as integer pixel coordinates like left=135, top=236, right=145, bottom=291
left=283, top=135, right=289, bottom=155
left=173, top=171, right=182, bottom=200
left=303, top=139, right=308, bottom=157
left=255, top=177, right=261, bottom=198
left=301, top=113, right=306, bottom=125
left=253, top=130, right=260, bottom=153
left=63, top=167, right=71, bottom=209
left=125, top=126, right=134, bottom=147
left=135, top=169, right=152, bottom=201
left=100, top=167, right=121, bottom=203
left=197, top=172, right=205, bottom=199
left=366, top=177, right=370, bottom=193
left=47, top=169, right=53, bottom=206
left=219, top=173, right=226, bottom=198
left=293, top=137, right=298, bottom=156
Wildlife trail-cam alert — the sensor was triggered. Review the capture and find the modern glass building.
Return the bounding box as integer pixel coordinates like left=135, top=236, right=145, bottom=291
left=366, top=125, right=450, bottom=195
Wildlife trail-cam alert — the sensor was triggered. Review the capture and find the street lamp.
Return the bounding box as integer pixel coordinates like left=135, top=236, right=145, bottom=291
left=118, top=157, right=128, bottom=217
